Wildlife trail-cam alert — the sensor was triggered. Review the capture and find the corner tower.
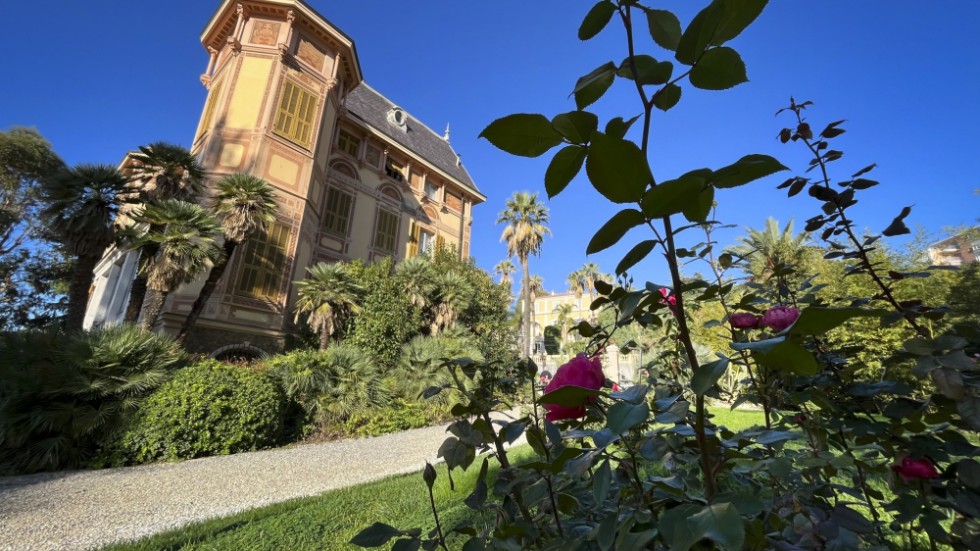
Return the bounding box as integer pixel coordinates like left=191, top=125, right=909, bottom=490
left=164, top=0, right=362, bottom=354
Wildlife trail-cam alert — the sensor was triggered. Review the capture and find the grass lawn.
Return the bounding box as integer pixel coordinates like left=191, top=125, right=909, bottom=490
left=99, top=408, right=767, bottom=551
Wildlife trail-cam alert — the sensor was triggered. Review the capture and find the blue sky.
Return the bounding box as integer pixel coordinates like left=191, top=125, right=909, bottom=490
left=2, top=1, right=977, bottom=294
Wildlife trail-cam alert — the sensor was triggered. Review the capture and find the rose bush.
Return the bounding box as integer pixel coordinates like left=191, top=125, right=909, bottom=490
left=354, top=2, right=980, bottom=550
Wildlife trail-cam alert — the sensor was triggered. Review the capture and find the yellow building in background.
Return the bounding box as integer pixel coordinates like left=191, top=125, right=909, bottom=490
left=85, top=0, right=485, bottom=357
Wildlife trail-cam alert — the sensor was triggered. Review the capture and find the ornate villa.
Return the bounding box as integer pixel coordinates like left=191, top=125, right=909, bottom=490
left=84, top=0, right=486, bottom=357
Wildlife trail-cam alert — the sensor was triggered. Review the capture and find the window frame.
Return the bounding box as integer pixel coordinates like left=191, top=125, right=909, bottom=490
left=234, top=221, right=290, bottom=301
left=272, top=78, right=317, bottom=147
left=372, top=209, right=399, bottom=254
left=337, top=129, right=360, bottom=157
left=322, top=186, right=354, bottom=237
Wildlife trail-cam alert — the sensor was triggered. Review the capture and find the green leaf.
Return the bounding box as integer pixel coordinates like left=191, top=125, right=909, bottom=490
left=691, top=357, right=729, bottom=395
left=644, top=8, right=682, bottom=50
left=350, top=522, right=403, bottom=547
left=391, top=538, right=420, bottom=551
left=882, top=206, right=912, bottom=237
left=754, top=430, right=799, bottom=445
left=593, top=459, right=612, bottom=503
left=652, top=83, right=682, bottom=111
left=479, top=114, right=563, bottom=157
left=710, top=0, right=769, bottom=46
left=464, top=458, right=490, bottom=509
left=757, top=340, right=819, bottom=375
left=596, top=513, right=618, bottom=551
left=683, top=185, right=714, bottom=223
left=731, top=336, right=784, bottom=354
left=574, top=62, right=617, bottom=109
left=616, top=239, right=658, bottom=275
left=587, top=208, right=646, bottom=254
left=641, top=169, right=710, bottom=218
left=552, top=111, right=599, bottom=144
left=790, top=307, right=886, bottom=336
left=607, top=401, right=650, bottom=434
left=688, top=503, right=746, bottom=551
left=585, top=132, right=651, bottom=203
left=579, top=1, right=617, bottom=40
left=605, top=115, right=641, bottom=139
left=539, top=384, right=602, bottom=407
left=832, top=504, right=873, bottom=534
left=676, top=0, right=768, bottom=65
left=617, top=55, right=673, bottom=86
left=545, top=145, right=586, bottom=198
left=712, top=154, right=788, bottom=189
left=689, top=46, right=747, bottom=90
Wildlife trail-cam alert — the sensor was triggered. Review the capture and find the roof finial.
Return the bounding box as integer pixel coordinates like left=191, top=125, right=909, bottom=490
left=443, top=123, right=451, bottom=142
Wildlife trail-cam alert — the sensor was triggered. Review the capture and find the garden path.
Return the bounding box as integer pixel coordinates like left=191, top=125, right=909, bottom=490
left=0, top=410, right=524, bottom=551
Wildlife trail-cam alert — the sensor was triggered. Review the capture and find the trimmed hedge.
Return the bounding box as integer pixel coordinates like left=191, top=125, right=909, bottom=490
left=115, top=360, right=285, bottom=464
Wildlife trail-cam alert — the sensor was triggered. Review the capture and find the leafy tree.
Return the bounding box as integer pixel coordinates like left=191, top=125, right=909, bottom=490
left=395, top=255, right=436, bottom=312
left=176, top=173, right=278, bottom=345
left=293, top=261, right=363, bottom=351
left=728, top=217, right=810, bottom=299
left=553, top=302, right=574, bottom=346
left=0, top=127, right=67, bottom=329
left=123, top=142, right=205, bottom=323
left=579, top=261, right=603, bottom=320
left=429, top=270, right=473, bottom=335
left=125, top=200, right=223, bottom=331
left=349, top=258, right=423, bottom=370
left=497, top=191, right=550, bottom=358
left=40, top=164, right=132, bottom=331
left=494, top=258, right=516, bottom=300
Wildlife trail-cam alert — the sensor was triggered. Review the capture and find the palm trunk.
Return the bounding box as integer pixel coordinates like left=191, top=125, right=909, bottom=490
left=319, top=329, right=329, bottom=351
left=521, top=257, right=531, bottom=359
left=124, top=224, right=164, bottom=323
left=65, top=252, right=101, bottom=332
left=175, top=240, right=237, bottom=346
left=140, top=289, right=167, bottom=331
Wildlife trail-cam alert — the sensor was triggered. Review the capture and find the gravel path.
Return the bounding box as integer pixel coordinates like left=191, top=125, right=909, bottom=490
left=0, top=412, right=524, bottom=551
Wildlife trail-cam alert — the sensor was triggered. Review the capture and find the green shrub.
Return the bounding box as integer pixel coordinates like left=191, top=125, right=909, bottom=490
left=115, top=360, right=285, bottom=464
left=0, top=325, right=185, bottom=474
left=263, top=344, right=390, bottom=435
left=336, top=399, right=453, bottom=438
left=387, top=333, right=484, bottom=403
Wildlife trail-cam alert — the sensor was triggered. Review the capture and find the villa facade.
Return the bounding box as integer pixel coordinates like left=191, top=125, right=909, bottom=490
left=84, top=0, right=485, bottom=357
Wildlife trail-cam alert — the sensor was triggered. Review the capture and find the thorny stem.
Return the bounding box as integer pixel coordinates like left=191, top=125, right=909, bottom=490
left=789, top=107, right=929, bottom=339
left=530, top=371, right=565, bottom=537
left=620, top=3, right=717, bottom=501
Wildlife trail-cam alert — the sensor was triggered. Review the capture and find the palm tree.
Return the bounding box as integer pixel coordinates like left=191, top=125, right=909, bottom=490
left=123, top=142, right=205, bottom=323
left=127, top=200, right=223, bottom=331
left=494, top=259, right=516, bottom=287
left=40, top=164, right=132, bottom=331
left=567, top=268, right=585, bottom=299
left=528, top=274, right=545, bottom=343
left=429, top=270, right=473, bottom=335
left=175, top=174, right=278, bottom=346
left=395, top=255, right=436, bottom=311
left=553, top=302, right=574, bottom=345
left=580, top=262, right=602, bottom=321
left=497, top=192, right=550, bottom=358
left=293, top=262, right=363, bottom=350
left=729, top=217, right=810, bottom=297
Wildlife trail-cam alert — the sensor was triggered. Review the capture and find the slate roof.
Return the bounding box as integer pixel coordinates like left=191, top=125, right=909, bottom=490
left=344, top=83, right=482, bottom=198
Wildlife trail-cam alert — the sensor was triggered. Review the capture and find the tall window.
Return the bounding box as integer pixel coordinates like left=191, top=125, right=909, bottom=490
left=418, top=229, right=435, bottom=254
left=322, top=187, right=353, bottom=236
left=235, top=221, right=289, bottom=300
left=373, top=210, right=399, bottom=253
left=337, top=130, right=360, bottom=157
left=273, top=79, right=317, bottom=146
left=365, top=144, right=382, bottom=167
left=424, top=179, right=439, bottom=201
left=445, top=191, right=463, bottom=212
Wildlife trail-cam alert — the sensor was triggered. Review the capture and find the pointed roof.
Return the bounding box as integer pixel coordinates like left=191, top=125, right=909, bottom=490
left=344, top=83, right=483, bottom=201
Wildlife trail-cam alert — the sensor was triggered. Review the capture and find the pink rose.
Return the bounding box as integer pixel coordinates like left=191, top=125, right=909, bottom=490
left=543, top=354, right=605, bottom=422
left=760, top=306, right=800, bottom=332
left=659, top=287, right=677, bottom=314
left=892, top=457, right=939, bottom=482
left=730, top=312, right=760, bottom=329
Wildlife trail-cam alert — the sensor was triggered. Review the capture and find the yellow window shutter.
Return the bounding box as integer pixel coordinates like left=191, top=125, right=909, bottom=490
left=435, top=234, right=445, bottom=252
left=407, top=221, right=419, bottom=258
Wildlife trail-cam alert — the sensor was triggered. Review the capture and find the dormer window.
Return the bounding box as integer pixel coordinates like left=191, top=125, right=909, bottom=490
left=385, top=158, right=405, bottom=182
left=387, top=107, right=407, bottom=130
